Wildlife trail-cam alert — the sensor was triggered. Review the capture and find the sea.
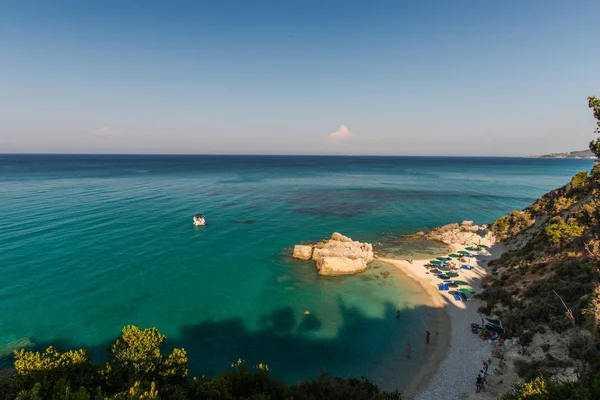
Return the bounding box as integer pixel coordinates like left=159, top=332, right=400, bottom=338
left=0, top=155, right=593, bottom=389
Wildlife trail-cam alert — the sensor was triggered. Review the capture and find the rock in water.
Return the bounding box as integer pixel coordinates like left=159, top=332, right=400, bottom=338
left=292, top=245, right=313, bottom=260
left=291, top=232, right=374, bottom=276
left=317, top=257, right=368, bottom=276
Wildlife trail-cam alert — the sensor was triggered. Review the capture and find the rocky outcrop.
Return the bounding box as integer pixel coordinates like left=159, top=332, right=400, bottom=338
left=292, top=232, right=374, bottom=276
left=292, top=245, right=313, bottom=260
left=422, top=222, right=492, bottom=245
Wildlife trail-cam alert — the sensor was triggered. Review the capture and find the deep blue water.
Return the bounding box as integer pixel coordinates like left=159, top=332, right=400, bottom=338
left=0, top=155, right=593, bottom=388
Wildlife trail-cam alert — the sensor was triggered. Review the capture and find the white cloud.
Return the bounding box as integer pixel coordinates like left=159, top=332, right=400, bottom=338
left=328, top=124, right=358, bottom=141
left=94, top=126, right=114, bottom=136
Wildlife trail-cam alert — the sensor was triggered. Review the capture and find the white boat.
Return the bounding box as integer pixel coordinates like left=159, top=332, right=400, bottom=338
left=193, top=214, right=206, bottom=226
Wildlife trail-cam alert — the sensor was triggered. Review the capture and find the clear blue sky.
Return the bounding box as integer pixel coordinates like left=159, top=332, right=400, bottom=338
left=1, top=0, right=599, bottom=155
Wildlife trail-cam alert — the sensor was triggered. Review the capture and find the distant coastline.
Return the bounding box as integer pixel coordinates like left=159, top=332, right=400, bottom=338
left=525, top=149, right=595, bottom=159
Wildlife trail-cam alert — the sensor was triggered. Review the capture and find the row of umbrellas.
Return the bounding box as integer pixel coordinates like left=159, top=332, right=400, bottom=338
left=465, top=244, right=489, bottom=251
left=430, top=247, right=488, bottom=295
left=429, top=246, right=489, bottom=266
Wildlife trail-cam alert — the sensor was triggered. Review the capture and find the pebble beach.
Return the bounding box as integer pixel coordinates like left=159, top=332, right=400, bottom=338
left=380, top=233, right=507, bottom=399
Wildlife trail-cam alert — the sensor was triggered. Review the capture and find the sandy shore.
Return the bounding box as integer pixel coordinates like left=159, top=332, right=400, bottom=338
left=379, top=239, right=506, bottom=400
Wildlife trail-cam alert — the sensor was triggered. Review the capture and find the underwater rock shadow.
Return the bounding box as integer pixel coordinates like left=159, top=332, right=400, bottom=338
left=0, top=302, right=442, bottom=390
left=167, top=300, right=440, bottom=384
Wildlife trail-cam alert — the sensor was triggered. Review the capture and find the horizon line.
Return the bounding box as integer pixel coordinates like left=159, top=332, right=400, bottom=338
left=0, top=152, right=593, bottom=159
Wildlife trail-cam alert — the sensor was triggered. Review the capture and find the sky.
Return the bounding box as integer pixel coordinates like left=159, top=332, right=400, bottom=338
left=1, top=0, right=599, bottom=156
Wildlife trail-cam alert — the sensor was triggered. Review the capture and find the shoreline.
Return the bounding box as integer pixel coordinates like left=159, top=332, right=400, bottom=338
left=377, top=258, right=451, bottom=399
left=378, top=235, right=505, bottom=399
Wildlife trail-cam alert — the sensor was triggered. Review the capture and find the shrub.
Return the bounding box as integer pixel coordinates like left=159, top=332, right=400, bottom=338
left=565, top=171, right=590, bottom=195
left=544, top=217, right=585, bottom=247
left=541, top=344, right=550, bottom=352
left=568, top=333, right=597, bottom=363
left=492, top=216, right=509, bottom=239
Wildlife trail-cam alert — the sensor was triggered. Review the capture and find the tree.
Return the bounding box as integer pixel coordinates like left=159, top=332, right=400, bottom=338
left=103, top=326, right=188, bottom=391
left=589, top=96, right=600, bottom=158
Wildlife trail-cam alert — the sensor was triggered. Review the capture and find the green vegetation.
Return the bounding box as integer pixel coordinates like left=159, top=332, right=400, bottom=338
left=491, top=211, right=535, bottom=240
left=501, top=375, right=600, bottom=400
left=0, top=326, right=401, bottom=400
left=544, top=217, right=585, bottom=246
left=485, top=96, right=600, bottom=400
left=589, top=96, right=600, bottom=158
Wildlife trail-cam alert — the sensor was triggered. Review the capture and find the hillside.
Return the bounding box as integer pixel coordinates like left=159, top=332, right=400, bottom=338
left=477, top=162, right=600, bottom=398
left=481, top=163, right=599, bottom=334
left=528, top=149, right=595, bottom=158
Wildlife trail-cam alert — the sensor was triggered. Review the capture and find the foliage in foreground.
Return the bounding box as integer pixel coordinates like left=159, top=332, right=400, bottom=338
left=589, top=95, right=600, bottom=158
left=502, top=373, right=600, bottom=400
left=0, top=326, right=401, bottom=400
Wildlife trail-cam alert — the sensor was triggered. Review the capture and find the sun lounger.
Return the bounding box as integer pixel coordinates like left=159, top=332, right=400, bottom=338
left=453, top=292, right=462, bottom=301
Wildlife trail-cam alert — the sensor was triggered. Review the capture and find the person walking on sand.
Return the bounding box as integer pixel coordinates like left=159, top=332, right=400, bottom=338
left=405, top=343, right=411, bottom=359
left=479, top=369, right=487, bottom=385
left=426, top=330, right=430, bottom=344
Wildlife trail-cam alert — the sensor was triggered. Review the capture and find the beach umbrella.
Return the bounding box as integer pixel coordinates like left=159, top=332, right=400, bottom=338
left=458, top=251, right=470, bottom=255
left=453, top=280, right=469, bottom=286
left=459, top=288, right=476, bottom=294
left=478, top=244, right=489, bottom=249
left=430, top=260, right=442, bottom=265
left=465, top=247, right=478, bottom=251
left=447, top=272, right=459, bottom=278
left=438, top=266, right=450, bottom=271
left=436, top=257, right=449, bottom=261
left=449, top=253, right=460, bottom=258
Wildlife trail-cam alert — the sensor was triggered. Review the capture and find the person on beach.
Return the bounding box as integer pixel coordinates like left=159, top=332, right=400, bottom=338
left=405, top=343, right=411, bottom=359
left=476, top=375, right=483, bottom=393
left=396, top=310, right=401, bottom=319
left=479, top=369, right=487, bottom=384
left=426, top=330, right=430, bottom=344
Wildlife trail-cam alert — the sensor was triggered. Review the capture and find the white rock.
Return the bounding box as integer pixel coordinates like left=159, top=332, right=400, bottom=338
left=293, top=233, right=373, bottom=276
left=330, top=232, right=353, bottom=242
left=292, top=245, right=313, bottom=260
left=316, top=256, right=367, bottom=276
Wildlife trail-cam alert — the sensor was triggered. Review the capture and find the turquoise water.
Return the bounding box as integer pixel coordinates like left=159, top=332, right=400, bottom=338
left=0, top=155, right=593, bottom=388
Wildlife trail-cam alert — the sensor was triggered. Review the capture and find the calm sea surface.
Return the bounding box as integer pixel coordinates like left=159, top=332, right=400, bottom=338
left=0, top=155, right=593, bottom=388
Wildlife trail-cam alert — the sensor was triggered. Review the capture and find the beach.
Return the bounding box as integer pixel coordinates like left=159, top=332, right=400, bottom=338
left=380, top=235, right=507, bottom=399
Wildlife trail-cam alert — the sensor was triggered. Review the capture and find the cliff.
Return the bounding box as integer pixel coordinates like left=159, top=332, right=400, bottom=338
left=527, top=149, right=595, bottom=159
